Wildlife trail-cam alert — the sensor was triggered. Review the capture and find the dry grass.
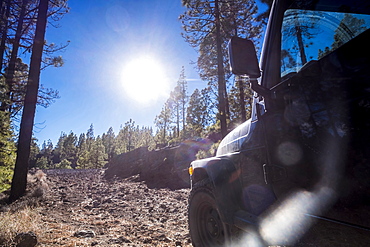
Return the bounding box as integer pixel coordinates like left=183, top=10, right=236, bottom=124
left=38, top=221, right=90, bottom=247
left=0, top=170, right=101, bottom=247
left=0, top=206, right=41, bottom=246
left=0, top=170, right=48, bottom=246
left=0, top=207, right=93, bottom=247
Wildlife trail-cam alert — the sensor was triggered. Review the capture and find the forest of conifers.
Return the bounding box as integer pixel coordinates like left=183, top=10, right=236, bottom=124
left=29, top=74, right=253, bottom=171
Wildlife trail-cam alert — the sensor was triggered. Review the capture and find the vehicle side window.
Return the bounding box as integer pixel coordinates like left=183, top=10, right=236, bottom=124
left=281, top=9, right=370, bottom=77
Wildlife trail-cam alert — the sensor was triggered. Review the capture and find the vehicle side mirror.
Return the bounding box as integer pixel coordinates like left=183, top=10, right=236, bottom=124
left=229, top=36, right=261, bottom=78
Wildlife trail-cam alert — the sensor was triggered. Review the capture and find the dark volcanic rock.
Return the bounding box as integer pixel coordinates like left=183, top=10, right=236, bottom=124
left=104, top=140, right=210, bottom=189
left=104, top=146, right=148, bottom=179
left=14, top=232, right=37, bottom=247
left=73, top=230, right=96, bottom=238
left=40, top=169, right=191, bottom=246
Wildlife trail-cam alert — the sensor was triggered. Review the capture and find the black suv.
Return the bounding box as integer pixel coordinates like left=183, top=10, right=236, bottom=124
left=188, top=0, right=370, bottom=246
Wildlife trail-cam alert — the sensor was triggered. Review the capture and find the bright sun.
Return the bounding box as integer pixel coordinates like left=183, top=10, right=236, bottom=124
left=121, top=56, right=169, bottom=104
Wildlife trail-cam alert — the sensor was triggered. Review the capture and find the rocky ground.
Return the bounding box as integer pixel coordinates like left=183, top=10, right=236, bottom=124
left=3, top=167, right=369, bottom=246
left=17, top=169, right=192, bottom=247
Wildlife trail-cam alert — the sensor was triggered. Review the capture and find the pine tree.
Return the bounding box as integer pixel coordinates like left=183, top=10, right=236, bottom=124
left=180, top=0, right=262, bottom=137
left=187, top=89, right=206, bottom=137
left=1, top=0, right=29, bottom=113
left=8, top=0, right=69, bottom=201
left=10, top=0, right=50, bottom=201
left=60, top=132, right=77, bottom=167
left=319, top=14, right=367, bottom=58
left=177, top=67, right=188, bottom=138
left=0, top=0, right=11, bottom=74
left=281, top=11, right=318, bottom=71
left=53, top=132, right=66, bottom=168
left=28, top=137, right=40, bottom=168
left=228, top=76, right=253, bottom=126
left=156, top=67, right=188, bottom=143
left=102, top=127, right=115, bottom=162
left=186, top=87, right=214, bottom=138
left=0, top=0, right=67, bottom=115
left=86, top=123, right=95, bottom=150
left=76, top=133, right=89, bottom=169
left=137, top=126, right=154, bottom=148
left=89, top=136, right=107, bottom=168
left=116, top=119, right=138, bottom=153
left=154, top=101, right=172, bottom=144
left=36, top=139, right=53, bottom=169
left=168, top=90, right=181, bottom=138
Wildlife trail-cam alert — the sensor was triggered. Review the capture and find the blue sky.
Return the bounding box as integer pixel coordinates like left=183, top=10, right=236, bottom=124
left=34, top=0, right=205, bottom=145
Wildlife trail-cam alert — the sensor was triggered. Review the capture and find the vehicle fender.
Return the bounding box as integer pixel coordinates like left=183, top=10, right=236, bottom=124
left=191, top=155, right=242, bottom=223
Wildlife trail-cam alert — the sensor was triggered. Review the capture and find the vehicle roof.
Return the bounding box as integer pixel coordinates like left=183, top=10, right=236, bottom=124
left=286, top=0, right=370, bottom=15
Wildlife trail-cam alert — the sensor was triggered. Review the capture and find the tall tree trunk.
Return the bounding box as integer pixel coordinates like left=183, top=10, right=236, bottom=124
left=238, top=77, right=247, bottom=122
left=224, top=87, right=230, bottom=120
left=176, top=106, right=180, bottom=138
left=0, top=0, right=10, bottom=73
left=1, top=0, right=28, bottom=112
left=296, top=25, right=307, bottom=65
left=182, top=93, right=186, bottom=138
left=181, top=67, right=186, bottom=138
left=162, top=124, right=166, bottom=143
left=215, top=0, right=227, bottom=137
left=0, top=0, right=5, bottom=34
left=9, top=0, right=49, bottom=202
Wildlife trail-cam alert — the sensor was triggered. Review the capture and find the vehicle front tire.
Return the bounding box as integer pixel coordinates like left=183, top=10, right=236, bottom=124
left=188, top=181, right=231, bottom=247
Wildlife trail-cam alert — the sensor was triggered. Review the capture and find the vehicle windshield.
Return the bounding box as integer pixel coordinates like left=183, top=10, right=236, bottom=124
left=281, top=9, right=370, bottom=77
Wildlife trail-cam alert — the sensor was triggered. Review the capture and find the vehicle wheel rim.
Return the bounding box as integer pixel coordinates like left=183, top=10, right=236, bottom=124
left=198, top=202, right=225, bottom=245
